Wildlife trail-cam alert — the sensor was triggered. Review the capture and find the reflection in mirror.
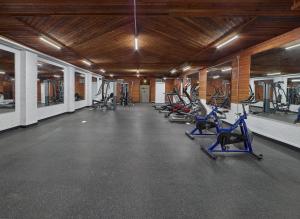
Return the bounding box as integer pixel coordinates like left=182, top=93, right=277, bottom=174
left=187, top=72, right=200, bottom=101
left=75, top=72, right=86, bottom=101
left=0, top=49, right=15, bottom=113
left=206, top=62, right=232, bottom=109
left=37, top=61, right=64, bottom=107
left=250, top=40, right=300, bottom=124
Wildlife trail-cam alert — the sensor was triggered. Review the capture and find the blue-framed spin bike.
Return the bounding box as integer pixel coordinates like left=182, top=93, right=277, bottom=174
left=185, top=106, right=225, bottom=139
left=186, top=102, right=263, bottom=160
left=203, top=104, right=263, bottom=160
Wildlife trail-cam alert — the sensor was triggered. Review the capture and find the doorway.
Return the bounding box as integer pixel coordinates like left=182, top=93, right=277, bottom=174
left=140, top=85, right=150, bottom=103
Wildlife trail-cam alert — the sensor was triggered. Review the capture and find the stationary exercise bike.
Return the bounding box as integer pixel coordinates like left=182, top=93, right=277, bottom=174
left=201, top=104, right=263, bottom=160
left=185, top=106, right=224, bottom=139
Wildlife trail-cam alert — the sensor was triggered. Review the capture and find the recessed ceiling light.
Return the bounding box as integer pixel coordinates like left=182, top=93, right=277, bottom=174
left=221, top=67, right=232, bottom=72
left=82, top=60, right=92, bottom=66
left=170, top=69, right=177, bottom=74
left=100, top=69, right=106, bottom=73
left=81, top=120, right=87, bottom=124
left=134, top=37, right=139, bottom=51
left=285, top=43, right=300, bottom=50
left=163, top=77, right=167, bottom=80
left=110, top=74, right=114, bottom=77
left=137, top=74, right=140, bottom=78
left=182, top=66, right=191, bottom=72
left=291, top=79, right=300, bottom=82
left=217, top=35, right=239, bottom=49
left=39, top=37, right=61, bottom=50
left=53, top=75, right=61, bottom=78
left=213, top=75, right=220, bottom=79
left=0, top=71, right=5, bottom=75
left=267, top=72, right=281, bottom=76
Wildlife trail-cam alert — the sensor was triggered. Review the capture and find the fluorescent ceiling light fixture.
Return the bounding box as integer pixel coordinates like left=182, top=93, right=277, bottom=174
left=267, top=72, right=281, bottom=76
left=285, top=43, right=300, bottom=50
left=109, top=74, right=114, bottom=77
left=134, top=37, right=139, bottom=51
left=291, top=79, right=300, bottom=82
left=100, top=69, right=106, bottom=73
left=217, top=35, right=239, bottom=49
left=221, top=67, right=232, bottom=72
left=170, top=69, right=177, bottom=74
left=53, top=75, right=61, bottom=78
left=163, top=77, right=167, bottom=80
left=213, top=75, right=220, bottom=79
left=182, top=66, right=191, bottom=72
left=81, top=120, right=87, bottom=124
left=82, top=60, right=92, bottom=66
left=0, top=71, right=5, bottom=75
left=40, top=37, right=61, bottom=50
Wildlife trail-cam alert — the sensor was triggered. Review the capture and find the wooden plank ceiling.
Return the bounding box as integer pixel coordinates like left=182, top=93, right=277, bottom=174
left=0, top=0, right=300, bottom=77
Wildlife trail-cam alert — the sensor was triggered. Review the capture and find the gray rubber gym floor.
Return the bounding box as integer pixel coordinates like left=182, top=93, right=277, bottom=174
left=0, top=104, right=299, bottom=219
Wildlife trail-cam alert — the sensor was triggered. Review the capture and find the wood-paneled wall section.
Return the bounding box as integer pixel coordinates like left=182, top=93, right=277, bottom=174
left=150, top=78, right=156, bottom=103
left=165, top=79, right=174, bottom=102
left=75, top=75, right=85, bottom=99
left=206, top=78, right=223, bottom=103
left=115, top=77, right=141, bottom=103
left=231, top=54, right=251, bottom=103
left=199, top=69, right=207, bottom=99
left=0, top=81, right=14, bottom=99
left=174, top=78, right=182, bottom=95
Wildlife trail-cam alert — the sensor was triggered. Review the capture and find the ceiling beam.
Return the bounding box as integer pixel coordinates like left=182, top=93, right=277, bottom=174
left=0, top=1, right=300, bottom=17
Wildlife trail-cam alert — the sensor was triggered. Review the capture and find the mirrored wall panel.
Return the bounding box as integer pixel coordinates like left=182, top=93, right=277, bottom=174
left=0, top=49, right=15, bottom=113
left=250, top=40, right=300, bottom=124
left=75, top=72, right=86, bottom=101
left=206, top=62, right=232, bottom=109
left=186, top=72, right=200, bottom=101
left=37, top=61, right=64, bottom=107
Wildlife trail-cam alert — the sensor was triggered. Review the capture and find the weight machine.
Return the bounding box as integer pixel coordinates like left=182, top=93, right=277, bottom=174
left=92, top=79, right=116, bottom=111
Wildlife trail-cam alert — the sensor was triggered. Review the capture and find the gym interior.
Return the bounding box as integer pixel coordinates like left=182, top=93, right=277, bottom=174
left=0, top=1, right=300, bottom=218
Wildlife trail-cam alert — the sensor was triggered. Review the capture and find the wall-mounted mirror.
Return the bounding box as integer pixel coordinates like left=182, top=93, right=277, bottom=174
left=37, top=61, right=64, bottom=107
left=0, top=49, right=15, bottom=113
left=250, top=39, right=300, bottom=124
left=186, top=72, right=200, bottom=101
left=75, top=72, right=86, bottom=101
left=206, top=62, right=232, bottom=109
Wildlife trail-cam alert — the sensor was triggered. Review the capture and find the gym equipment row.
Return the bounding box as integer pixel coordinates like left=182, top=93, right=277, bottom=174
left=153, top=83, right=263, bottom=160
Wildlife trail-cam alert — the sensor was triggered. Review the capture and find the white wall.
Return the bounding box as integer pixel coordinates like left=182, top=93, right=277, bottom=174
left=218, top=102, right=300, bottom=149
left=0, top=39, right=101, bottom=131
left=0, top=44, right=21, bottom=131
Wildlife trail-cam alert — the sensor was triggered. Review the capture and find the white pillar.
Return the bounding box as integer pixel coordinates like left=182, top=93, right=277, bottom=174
left=86, top=74, right=93, bottom=106
left=66, top=66, right=75, bottom=112
left=19, top=51, right=38, bottom=126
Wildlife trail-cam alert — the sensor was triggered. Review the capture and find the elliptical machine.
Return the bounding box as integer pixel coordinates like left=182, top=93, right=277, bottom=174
left=201, top=104, right=263, bottom=160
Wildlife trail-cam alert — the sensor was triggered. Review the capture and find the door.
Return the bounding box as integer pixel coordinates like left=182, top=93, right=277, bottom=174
left=140, top=85, right=150, bottom=103
left=155, top=81, right=165, bottom=103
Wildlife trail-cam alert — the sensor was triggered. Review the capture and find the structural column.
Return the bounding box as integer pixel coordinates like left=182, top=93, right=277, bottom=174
left=19, top=50, right=38, bottom=126
left=66, top=66, right=75, bottom=112
left=199, top=69, right=207, bottom=103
